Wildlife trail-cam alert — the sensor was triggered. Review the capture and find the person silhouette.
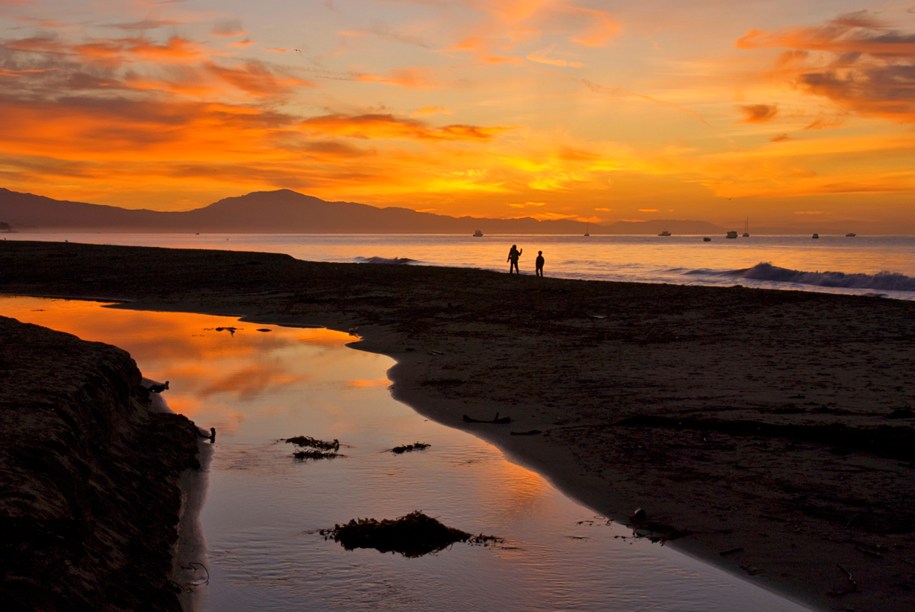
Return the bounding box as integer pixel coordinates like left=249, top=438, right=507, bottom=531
left=507, top=244, right=523, bottom=274
left=535, top=250, right=544, bottom=277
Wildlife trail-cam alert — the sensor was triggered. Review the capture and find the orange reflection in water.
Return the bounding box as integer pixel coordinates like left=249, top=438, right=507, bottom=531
left=0, top=297, right=361, bottom=439
left=2, top=296, right=547, bottom=505
left=486, top=449, right=551, bottom=513
left=346, top=377, right=390, bottom=389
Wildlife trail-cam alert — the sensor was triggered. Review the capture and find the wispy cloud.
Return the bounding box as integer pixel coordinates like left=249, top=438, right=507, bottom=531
left=106, top=19, right=180, bottom=31
left=78, top=36, right=208, bottom=65
left=338, top=24, right=432, bottom=49
left=212, top=20, right=246, bottom=37
left=205, top=60, right=315, bottom=95
left=527, top=45, right=583, bottom=68
left=582, top=79, right=712, bottom=127
left=353, top=67, right=439, bottom=87
left=447, top=1, right=620, bottom=65
left=299, top=113, right=509, bottom=141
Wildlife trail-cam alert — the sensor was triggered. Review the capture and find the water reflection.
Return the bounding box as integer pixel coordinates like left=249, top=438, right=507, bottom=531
left=1, top=296, right=808, bottom=611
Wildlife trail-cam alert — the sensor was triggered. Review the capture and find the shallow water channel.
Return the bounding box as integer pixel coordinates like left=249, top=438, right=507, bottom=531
left=2, top=297, right=809, bottom=611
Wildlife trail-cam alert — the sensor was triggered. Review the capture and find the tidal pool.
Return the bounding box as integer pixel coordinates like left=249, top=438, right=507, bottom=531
left=1, top=297, right=808, bottom=611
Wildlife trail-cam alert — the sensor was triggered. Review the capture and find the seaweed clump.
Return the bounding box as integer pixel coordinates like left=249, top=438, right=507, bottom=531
left=322, top=511, right=501, bottom=557
left=390, top=442, right=430, bottom=454
left=285, top=435, right=341, bottom=460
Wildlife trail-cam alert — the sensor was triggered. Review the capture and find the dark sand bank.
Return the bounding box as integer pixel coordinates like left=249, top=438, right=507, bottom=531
left=0, top=314, right=201, bottom=610
left=3, top=240, right=915, bottom=610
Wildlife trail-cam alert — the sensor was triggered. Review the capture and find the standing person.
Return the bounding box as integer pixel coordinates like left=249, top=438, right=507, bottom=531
left=507, top=244, right=523, bottom=274
left=535, top=250, right=544, bottom=277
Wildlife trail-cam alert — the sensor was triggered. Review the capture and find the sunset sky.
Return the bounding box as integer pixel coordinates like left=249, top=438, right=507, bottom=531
left=1, top=1, right=914, bottom=231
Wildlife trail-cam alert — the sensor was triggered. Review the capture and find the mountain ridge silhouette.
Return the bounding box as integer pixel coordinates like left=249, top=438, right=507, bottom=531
left=0, top=187, right=724, bottom=235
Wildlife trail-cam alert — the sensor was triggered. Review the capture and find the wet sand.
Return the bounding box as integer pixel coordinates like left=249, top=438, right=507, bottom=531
left=3, top=240, right=915, bottom=610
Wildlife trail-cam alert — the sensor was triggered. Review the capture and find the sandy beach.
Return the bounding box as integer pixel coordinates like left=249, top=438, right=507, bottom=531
left=3, top=240, right=915, bottom=610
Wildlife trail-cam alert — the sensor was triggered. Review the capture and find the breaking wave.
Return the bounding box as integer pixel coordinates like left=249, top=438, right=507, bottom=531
left=731, top=262, right=915, bottom=292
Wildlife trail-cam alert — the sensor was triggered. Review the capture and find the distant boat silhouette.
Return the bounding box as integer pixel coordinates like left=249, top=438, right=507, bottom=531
left=845, top=232, right=856, bottom=237
left=812, top=233, right=820, bottom=239
left=584, top=223, right=590, bottom=237
left=725, top=230, right=738, bottom=239
left=473, top=229, right=483, bottom=237
left=658, top=230, right=671, bottom=236
left=742, top=217, right=750, bottom=238
left=703, top=236, right=711, bottom=242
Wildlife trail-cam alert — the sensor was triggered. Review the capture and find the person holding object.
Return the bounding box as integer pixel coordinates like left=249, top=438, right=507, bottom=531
left=507, top=244, right=523, bottom=274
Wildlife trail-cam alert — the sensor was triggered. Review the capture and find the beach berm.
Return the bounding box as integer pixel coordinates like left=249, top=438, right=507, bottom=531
left=2, top=239, right=915, bottom=610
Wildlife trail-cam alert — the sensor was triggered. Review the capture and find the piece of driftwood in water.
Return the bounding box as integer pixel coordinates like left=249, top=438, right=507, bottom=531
left=391, top=442, right=430, bottom=454
left=462, top=412, right=512, bottom=424
left=285, top=435, right=341, bottom=460
left=321, top=511, right=502, bottom=557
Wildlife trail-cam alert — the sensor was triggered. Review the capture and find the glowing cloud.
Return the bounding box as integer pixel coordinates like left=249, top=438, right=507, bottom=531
left=738, top=11, right=915, bottom=122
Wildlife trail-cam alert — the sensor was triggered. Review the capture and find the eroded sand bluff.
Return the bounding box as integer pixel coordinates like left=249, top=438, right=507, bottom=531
left=0, top=316, right=201, bottom=611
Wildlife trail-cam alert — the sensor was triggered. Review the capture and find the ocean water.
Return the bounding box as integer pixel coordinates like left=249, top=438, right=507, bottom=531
left=0, top=297, right=811, bottom=611
left=8, top=232, right=915, bottom=300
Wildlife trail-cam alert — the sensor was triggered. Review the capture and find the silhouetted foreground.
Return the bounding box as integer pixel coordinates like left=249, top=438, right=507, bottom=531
left=3, top=240, right=915, bottom=610
left=0, top=315, right=201, bottom=611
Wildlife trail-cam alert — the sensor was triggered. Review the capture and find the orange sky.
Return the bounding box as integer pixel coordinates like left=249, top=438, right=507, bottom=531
left=1, top=1, right=914, bottom=231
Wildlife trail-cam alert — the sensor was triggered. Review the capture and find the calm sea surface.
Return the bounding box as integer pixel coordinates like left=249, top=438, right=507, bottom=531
left=0, top=297, right=810, bottom=611
left=8, top=232, right=915, bottom=300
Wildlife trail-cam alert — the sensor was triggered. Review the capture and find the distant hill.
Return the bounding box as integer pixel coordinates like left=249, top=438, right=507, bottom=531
left=0, top=188, right=723, bottom=235
left=0, top=189, right=173, bottom=231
